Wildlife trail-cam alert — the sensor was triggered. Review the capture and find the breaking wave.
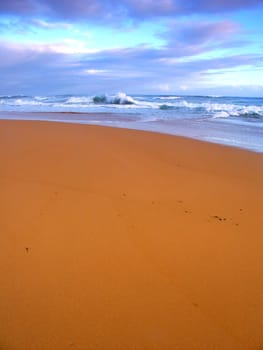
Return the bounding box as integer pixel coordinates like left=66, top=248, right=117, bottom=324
left=211, top=104, right=263, bottom=119
left=157, top=100, right=263, bottom=119
left=93, top=92, right=136, bottom=105
left=0, top=93, right=262, bottom=121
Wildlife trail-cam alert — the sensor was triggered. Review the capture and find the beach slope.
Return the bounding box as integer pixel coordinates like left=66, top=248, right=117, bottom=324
left=1, top=120, right=263, bottom=350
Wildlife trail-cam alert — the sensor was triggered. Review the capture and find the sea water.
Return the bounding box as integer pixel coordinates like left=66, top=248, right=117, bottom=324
left=0, top=92, right=263, bottom=152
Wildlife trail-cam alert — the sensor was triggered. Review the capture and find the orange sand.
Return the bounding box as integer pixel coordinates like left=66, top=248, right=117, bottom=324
left=1, top=120, right=263, bottom=350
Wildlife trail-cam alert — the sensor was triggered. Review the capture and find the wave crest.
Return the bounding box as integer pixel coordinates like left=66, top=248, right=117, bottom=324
left=93, top=92, right=136, bottom=105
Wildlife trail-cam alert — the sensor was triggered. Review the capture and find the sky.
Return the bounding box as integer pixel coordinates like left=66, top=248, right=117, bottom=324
left=0, top=0, right=263, bottom=96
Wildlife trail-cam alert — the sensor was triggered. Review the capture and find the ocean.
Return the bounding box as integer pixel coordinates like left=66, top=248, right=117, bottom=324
left=1, top=92, right=263, bottom=152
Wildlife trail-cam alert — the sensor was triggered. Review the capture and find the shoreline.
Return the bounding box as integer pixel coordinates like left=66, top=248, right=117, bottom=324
left=1, top=111, right=263, bottom=153
left=1, top=120, right=263, bottom=349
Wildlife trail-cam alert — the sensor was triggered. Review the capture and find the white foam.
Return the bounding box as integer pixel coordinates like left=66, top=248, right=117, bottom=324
left=13, top=99, right=45, bottom=106
left=0, top=94, right=262, bottom=121
left=213, top=111, right=230, bottom=118
left=66, top=96, right=92, bottom=104
left=159, top=96, right=181, bottom=100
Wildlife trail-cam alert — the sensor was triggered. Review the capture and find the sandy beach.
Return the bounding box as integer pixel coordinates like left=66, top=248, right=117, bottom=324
left=1, top=119, right=263, bottom=350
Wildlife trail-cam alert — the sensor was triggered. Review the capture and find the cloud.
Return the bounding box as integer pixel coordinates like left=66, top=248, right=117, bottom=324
left=0, top=0, right=35, bottom=15
left=165, top=20, right=239, bottom=46
left=0, top=0, right=262, bottom=20
left=0, top=40, right=72, bottom=71
left=83, top=69, right=105, bottom=76
left=31, top=18, right=72, bottom=29
left=154, top=19, right=244, bottom=61
left=0, top=7, right=261, bottom=95
left=123, top=0, right=263, bottom=17
left=0, top=34, right=262, bottom=95
left=1, top=2, right=261, bottom=96
left=42, top=0, right=110, bottom=19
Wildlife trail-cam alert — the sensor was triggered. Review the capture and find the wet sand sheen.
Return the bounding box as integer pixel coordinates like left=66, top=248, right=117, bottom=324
left=1, top=120, right=263, bottom=349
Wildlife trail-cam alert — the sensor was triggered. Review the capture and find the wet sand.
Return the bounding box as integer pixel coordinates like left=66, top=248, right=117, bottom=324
left=1, top=120, right=263, bottom=350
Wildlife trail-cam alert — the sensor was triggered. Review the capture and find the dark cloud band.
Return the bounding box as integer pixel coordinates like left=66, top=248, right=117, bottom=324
left=1, top=0, right=262, bottom=19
